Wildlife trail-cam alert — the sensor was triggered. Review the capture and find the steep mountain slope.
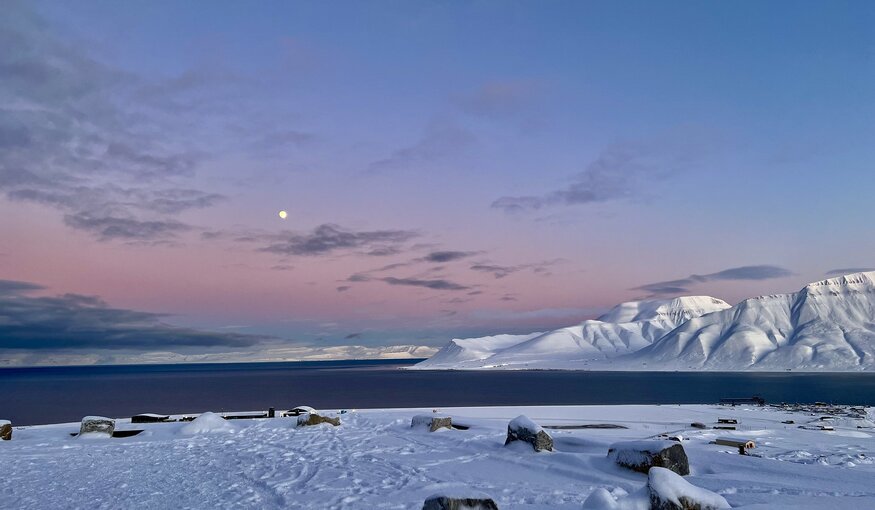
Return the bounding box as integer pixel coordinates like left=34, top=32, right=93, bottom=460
left=413, top=296, right=730, bottom=369
left=611, top=271, right=875, bottom=371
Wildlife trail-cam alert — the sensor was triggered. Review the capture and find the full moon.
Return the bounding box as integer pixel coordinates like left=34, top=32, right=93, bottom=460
left=278, top=210, right=288, bottom=219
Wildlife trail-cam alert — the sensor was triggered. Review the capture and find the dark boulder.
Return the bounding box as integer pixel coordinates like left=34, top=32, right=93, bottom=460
left=607, top=440, right=689, bottom=475
left=0, top=420, right=11, bottom=441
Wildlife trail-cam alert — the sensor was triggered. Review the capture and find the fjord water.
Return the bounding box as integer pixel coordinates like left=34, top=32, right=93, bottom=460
left=2, top=360, right=875, bottom=425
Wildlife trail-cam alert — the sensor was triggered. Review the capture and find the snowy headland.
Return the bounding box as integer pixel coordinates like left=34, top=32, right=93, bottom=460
left=414, top=271, right=875, bottom=371
left=1, top=404, right=874, bottom=509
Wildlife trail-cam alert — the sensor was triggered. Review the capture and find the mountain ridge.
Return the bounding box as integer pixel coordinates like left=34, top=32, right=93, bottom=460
left=414, top=271, right=875, bottom=371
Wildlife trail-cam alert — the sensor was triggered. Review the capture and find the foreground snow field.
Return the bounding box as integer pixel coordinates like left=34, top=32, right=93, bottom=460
left=1, top=405, right=874, bottom=509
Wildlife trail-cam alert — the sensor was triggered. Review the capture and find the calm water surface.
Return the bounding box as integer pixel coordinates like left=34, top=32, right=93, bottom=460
left=2, top=359, right=874, bottom=425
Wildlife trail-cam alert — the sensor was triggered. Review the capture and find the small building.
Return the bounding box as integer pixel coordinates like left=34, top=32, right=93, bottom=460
left=714, top=437, right=756, bottom=455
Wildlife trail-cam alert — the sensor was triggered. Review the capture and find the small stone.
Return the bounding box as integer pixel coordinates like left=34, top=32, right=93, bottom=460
left=505, top=415, right=553, bottom=452
left=79, top=416, right=115, bottom=438
left=0, top=420, right=11, bottom=441
left=411, top=414, right=453, bottom=432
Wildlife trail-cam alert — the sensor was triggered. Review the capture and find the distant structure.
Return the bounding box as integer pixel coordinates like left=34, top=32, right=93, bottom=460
left=720, top=396, right=765, bottom=406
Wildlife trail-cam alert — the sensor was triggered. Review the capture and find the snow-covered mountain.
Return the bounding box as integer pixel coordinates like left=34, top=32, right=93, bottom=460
left=413, top=296, right=730, bottom=369
left=415, top=271, right=875, bottom=372
left=609, top=271, right=875, bottom=371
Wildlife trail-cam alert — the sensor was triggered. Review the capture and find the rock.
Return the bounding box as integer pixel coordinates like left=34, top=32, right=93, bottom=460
left=422, top=494, right=499, bottom=510
left=411, top=414, right=453, bottom=432
left=505, top=415, right=553, bottom=452
left=297, top=412, right=340, bottom=427
left=607, top=440, right=690, bottom=475
left=690, top=422, right=707, bottom=429
left=0, top=420, right=11, bottom=441
left=79, top=416, right=115, bottom=438
left=648, top=467, right=731, bottom=509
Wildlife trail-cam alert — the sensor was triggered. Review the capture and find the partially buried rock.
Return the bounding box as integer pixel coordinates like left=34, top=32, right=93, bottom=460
left=648, top=467, right=730, bottom=510
left=607, top=440, right=690, bottom=476
left=411, top=414, right=453, bottom=432
left=0, top=420, right=11, bottom=441
left=297, top=412, right=340, bottom=427
left=79, top=416, right=115, bottom=438
left=505, top=415, right=553, bottom=452
left=422, top=493, right=499, bottom=510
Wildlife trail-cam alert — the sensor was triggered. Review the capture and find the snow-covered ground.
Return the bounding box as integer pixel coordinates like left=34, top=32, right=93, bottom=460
left=2, top=404, right=874, bottom=509
left=415, top=271, right=875, bottom=372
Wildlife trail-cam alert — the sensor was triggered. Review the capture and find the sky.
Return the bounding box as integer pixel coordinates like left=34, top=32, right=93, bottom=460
left=1, top=0, right=874, bottom=365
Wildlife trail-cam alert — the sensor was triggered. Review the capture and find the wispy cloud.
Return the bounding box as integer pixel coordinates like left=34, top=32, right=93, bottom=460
left=422, top=251, right=479, bottom=263
left=381, top=277, right=471, bottom=291
left=633, top=265, right=795, bottom=296
left=0, top=3, right=235, bottom=243
left=469, top=259, right=563, bottom=279
left=0, top=279, right=273, bottom=351
left=258, top=224, right=419, bottom=257
left=491, top=133, right=715, bottom=213
left=367, top=121, right=475, bottom=173
left=825, top=267, right=875, bottom=277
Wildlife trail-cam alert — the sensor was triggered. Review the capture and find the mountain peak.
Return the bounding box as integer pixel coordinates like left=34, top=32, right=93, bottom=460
left=804, top=271, right=875, bottom=291
left=597, top=296, right=730, bottom=324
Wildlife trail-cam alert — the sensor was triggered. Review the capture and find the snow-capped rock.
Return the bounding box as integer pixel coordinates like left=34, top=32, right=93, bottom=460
left=617, top=271, right=875, bottom=371
left=505, top=415, right=553, bottom=452
left=647, top=467, right=731, bottom=510
left=607, top=440, right=690, bottom=476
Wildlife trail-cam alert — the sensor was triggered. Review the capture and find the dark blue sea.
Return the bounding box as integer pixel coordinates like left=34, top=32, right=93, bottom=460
left=2, top=359, right=875, bottom=425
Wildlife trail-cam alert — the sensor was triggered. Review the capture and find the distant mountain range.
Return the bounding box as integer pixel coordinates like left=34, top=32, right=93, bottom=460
left=413, top=271, right=875, bottom=371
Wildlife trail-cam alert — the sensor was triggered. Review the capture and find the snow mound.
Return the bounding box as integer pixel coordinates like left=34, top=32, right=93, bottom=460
left=414, top=296, right=728, bottom=370
left=178, top=412, right=237, bottom=435
left=583, top=486, right=649, bottom=510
